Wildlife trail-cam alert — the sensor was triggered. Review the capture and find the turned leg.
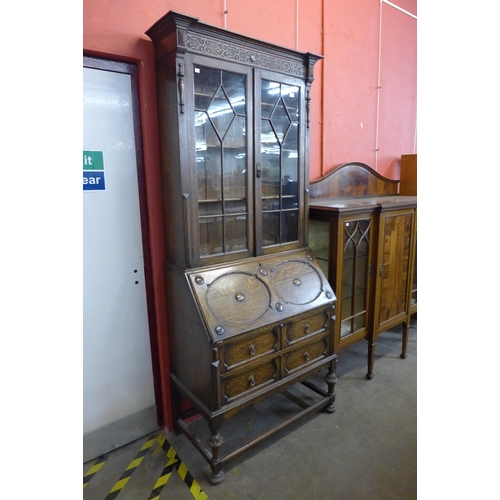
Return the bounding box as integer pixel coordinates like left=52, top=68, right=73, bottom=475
left=400, top=322, right=409, bottom=359
left=324, top=359, right=337, bottom=413
left=366, top=338, right=376, bottom=380
left=207, top=419, right=224, bottom=484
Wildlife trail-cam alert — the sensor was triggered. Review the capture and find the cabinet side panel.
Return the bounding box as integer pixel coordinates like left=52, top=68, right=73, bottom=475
left=156, top=54, right=188, bottom=268
left=165, top=265, right=212, bottom=409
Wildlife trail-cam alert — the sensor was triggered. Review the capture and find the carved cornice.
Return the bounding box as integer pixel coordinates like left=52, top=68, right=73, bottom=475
left=182, top=32, right=305, bottom=77
left=147, top=11, right=322, bottom=80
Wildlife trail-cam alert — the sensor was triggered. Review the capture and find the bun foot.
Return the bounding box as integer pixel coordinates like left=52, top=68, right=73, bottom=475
left=325, top=401, right=336, bottom=413
left=209, top=470, right=224, bottom=484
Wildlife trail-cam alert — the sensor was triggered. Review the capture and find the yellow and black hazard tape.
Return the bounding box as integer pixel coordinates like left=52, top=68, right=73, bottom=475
left=176, top=458, right=209, bottom=500
left=83, top=452, right=110, bottom=489
left=104, top=434, right=158, bottom=500
left=83, top=432, right=209, bottom=500
left=150, top=434, right=209, bottom=500
left=147, top=436, right=178, bottom=500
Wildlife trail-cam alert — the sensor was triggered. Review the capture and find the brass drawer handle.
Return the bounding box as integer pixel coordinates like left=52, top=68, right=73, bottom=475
left=249, top=344, right=256, bottom=356
left=305, top=323, right=310, bottom=334
left=248, top=375, right=256, bottom=387
left=304, top=351, right=310, bottom=362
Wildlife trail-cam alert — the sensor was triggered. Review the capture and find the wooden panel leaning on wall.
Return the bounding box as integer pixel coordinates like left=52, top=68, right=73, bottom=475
left=399, top=154, right=417, bottom=196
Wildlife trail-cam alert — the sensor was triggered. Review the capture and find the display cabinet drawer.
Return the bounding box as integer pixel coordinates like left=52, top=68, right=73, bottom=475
left=284, top=337, right=329, bottom=375
left=284, top=310, right=330, bottom=346
left=220, top=328, right=280, bottom=372
left=221, top=360, right=278, bottom=404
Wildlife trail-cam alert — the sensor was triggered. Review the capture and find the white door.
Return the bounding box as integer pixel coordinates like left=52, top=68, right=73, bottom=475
left=83, top=59, right=157, bottom=462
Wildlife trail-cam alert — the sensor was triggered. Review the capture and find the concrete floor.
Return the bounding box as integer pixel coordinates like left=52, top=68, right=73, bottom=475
left=83, top=320, right=417, bottom=500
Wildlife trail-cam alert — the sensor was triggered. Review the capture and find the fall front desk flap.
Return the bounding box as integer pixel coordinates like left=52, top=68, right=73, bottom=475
left=187, top=248, right=336, bottom=342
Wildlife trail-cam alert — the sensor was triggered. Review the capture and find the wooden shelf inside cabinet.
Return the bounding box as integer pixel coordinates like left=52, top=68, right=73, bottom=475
left=146, top=10, right=333, bottom=484
left=308, top=161, right=417, bottom=379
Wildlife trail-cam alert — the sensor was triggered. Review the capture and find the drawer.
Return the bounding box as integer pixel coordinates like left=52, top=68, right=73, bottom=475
left=222, top=360, right=278, bottom=404
left=284, top=337, right=329, bottom=375
left=284, top=309, right=330, bottom=346
left=220, top=328, right=280, bottom=372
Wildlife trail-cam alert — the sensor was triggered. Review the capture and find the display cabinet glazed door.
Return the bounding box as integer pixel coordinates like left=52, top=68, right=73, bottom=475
left=255, top=70, right=306, bottom=255
left=192, top=60, right=254, bottom=264
left=373, top=208, right=415, bottom=334
left=191, top=61, right=308, bottom=265
left=336, top=214, right=374, bottom=348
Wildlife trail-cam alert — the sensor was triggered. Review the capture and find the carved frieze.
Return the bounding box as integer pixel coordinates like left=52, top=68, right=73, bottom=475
left=183, top=32, right=305, bottom=77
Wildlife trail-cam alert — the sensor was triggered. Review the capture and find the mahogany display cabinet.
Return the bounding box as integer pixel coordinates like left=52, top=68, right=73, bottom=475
left=146, top=11, right=337, bottom=483
left=308, top=162, right=417, bottom=379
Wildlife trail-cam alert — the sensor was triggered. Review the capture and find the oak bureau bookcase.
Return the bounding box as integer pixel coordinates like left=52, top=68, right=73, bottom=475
left=146, top=11, right=337, bottom=483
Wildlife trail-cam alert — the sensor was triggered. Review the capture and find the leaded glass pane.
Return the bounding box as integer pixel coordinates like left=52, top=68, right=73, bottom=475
left=195, top=66, right=248, bottom=257
left=199, top=216, right=224, bottom=257
left=262, top=212, right=279, bottom=246
left=260, top=79, right=301, bottom=248
left=270, top=98, right=290, bottom=143
left=194, top=67, right=220, bottom=110
left=282, top=210, right=298, bottom=243
left=261, top=81, right=280, bottom=118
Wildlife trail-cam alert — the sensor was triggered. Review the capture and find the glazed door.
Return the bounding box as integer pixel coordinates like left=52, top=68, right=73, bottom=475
left=255, top=70, right=306, bottom=255
left=373, top=208, right=415, bottom=334
left=192, top=59, right=254, bottom=264
left=336, top=214, right=374, bottom=348
left=190, top=59, right=308, bottom=263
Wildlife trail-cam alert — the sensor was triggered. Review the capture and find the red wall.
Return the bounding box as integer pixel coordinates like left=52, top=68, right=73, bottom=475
left=83, top=0, right=417, bottom=430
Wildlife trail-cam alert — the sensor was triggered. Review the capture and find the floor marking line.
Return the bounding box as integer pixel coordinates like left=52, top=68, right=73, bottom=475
left=147, top=455, right=178, bottom=500
left=154, top=434, right=210, bottom=500
left=83, top=453, right=110, bottom=489
left=103, top=434, right=159, bottom=500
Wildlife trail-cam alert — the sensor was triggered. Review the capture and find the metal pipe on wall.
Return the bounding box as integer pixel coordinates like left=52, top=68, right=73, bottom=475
left=383, top=0, right=417, bottom=20
left=320, top=0, right=326, bottom=176
left=375, top=0, right=384, bottom=171
left=296, top=0, right=299, bottom=51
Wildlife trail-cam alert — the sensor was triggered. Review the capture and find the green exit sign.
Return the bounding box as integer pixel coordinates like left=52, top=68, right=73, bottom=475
left=83, top=150, right=105, bottom=191
left=83, top=151, right=104, bottom=171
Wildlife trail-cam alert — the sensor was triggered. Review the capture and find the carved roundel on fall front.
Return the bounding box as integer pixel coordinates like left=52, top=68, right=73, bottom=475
left=206, top=272, right=271, bottom=325
left=270, top=260, right=322, bottom=305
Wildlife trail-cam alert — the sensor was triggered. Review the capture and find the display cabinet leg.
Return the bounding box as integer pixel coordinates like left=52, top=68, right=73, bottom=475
left=324, top=360, right=337, bottom=413
left=400, top=322, right=409, bottom=359
left=207, top=420, right=224, bottom=484
left=366, top=339, right=376, bottom=380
